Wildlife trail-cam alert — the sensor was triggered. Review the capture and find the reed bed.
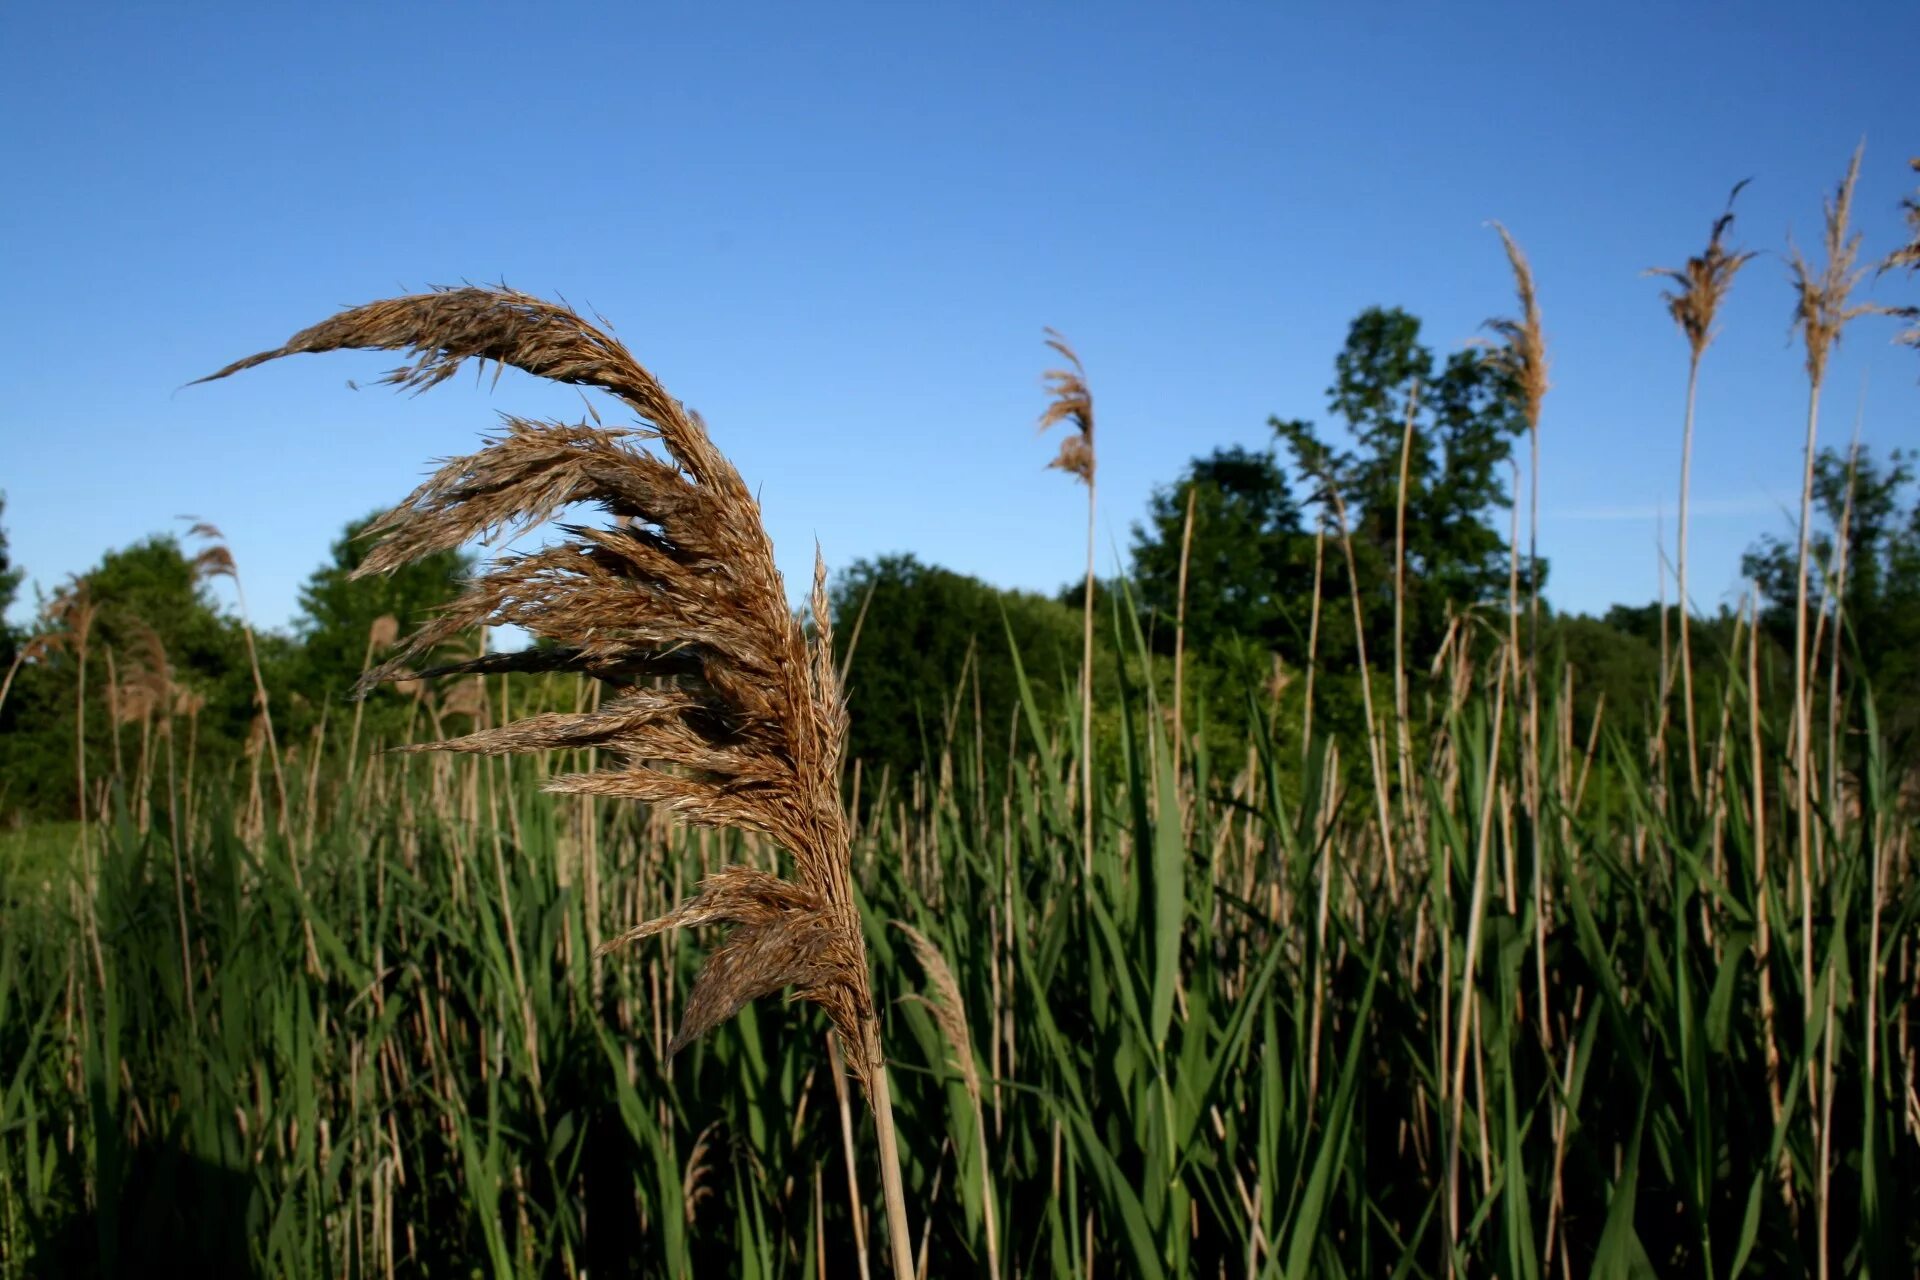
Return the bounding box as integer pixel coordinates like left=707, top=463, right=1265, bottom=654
left=1, top=560, right=1914, bottom=1276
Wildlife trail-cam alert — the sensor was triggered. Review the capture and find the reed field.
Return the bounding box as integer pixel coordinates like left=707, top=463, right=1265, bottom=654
left=2, top=156, right=1918, bottom=1279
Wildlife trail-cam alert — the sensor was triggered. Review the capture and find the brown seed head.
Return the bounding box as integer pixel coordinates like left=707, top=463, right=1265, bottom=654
left=1882, top=157, right=1920, bottom=359
left=893, top=921, right=982, bottom=1113
left=1038, top=329, right=1095, bottom=485
left=1648, top=180, right=1756, bottom=360
left=368, top=614, right=401, bottom=653
left=1787, top=143, right=1884, bottom=387
left=197, top=286, right=876, bottom=1080
left=1482, top=223, right=1550, bottom=432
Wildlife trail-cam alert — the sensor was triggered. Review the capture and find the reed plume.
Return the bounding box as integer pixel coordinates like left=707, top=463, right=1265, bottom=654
left=1884, top=157, right=1920, bottom=358
left=1784, top=146, right=1884, bottom=1257
left=895, top=921, right=998, bottom=1280
left=1649, top=181, right=1755, bottom=791
left=1038, top=329, right=1097, bottom=876
left=194, top=285, right=915, bottom=1277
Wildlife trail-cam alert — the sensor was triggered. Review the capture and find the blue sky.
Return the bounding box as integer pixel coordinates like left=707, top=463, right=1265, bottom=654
left=2, top=2, right=1915, bottom=634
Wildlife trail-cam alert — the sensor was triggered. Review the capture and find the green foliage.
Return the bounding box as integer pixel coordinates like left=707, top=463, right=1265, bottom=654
left=0, top=495, right=21, bottom=642
left=0, top=535, right=271, bottom=824
left=1131, top=445, right=1313, bottom=658
left=1745, top=445, right=1920, bottom=752
left=1271, top=306, right=1540, bottom=663
left=831, top=553, right=1089, bottom=780
left=289, top=511, right=471, bottom=738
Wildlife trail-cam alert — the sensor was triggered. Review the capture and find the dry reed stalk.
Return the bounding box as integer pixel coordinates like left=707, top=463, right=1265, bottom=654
left=830, top=1030, right=876, bottom=1280
left=1786, top=145, right=1881, bottom=1083
left=49, top=586, right=108, bottom=985
left=1649, top=182, right=1754, bottom=793
left=1302, top=524, right=1325, bottom=764
left=129, top=620, right=196, bottom=1023
left=1391, top=379, right=1422, bottom=851
left=102, top=645, right=125, bottom=784
left=347, top=614, right=400, bottom=790
left=1171, top=486, right=1196, bottom=785
left=188, top=525, right=293, bottom=838
left=198, top=285, right=915, bottom=1277
left=1445, top=638, right=1509, bottom=1272
left=1483, top=221, right=1549, bottom=925
left=1316, top=477, right=1397, bottom=897
left=1038, top=329, right=1097, bottom=876
left=1747, top=585, right=1792, bottom=1211
left=1817, top=429, right=1862, bottom=841
left=0, top=631, right=56, bottom=723
left=895, top=922, right=1000, bottom=1280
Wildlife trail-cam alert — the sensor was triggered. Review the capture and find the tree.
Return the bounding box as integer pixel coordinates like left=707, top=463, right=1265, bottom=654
left=0, top=534, right=265, bottom=823
left=1744, top=445, right=1920, bottom=751
left=292, top=511, right=472, bottom=707
left=0, top=494, right=21, bottom=626
left=830, top=554, right=1086, bottom=781
left=1271, top=306, right=1538, bottom=664
left=0, top=494, right=22, bottom=674
left=1131, top=446, right=1311, bottom=658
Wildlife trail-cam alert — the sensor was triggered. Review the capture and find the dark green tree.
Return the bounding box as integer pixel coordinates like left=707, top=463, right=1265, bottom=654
left=292, top=512, right=472, bottom=709
left=830, top=554, right=1087, bottom=780
left=1272, top=306, right=1539, bottom=664
left=0, top=495, right=22, bottom=676
left=1744, top=445, right=1920, bottom=750
left=1130, top=446, right=1312, bottom=658
left=0, top=534, right=268, bottom=822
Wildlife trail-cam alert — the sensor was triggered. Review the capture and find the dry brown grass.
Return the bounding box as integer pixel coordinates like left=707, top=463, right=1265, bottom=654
left=198, top=284, right=915, bottom=1276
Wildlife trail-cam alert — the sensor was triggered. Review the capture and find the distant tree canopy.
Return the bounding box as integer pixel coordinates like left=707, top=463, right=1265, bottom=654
left=1745, top=445, right=1920, bottom=748
left=292, top=512, right=472, bottom=716
left=0, top=494, right=22, bottom=669
left=1131, top=445, right=1312, bottom=661
left=1132, top=306, right=1536, bottom=677
left=0, top=533, right=276, bottom=821
left=830, top=554, right=1090, bottom=781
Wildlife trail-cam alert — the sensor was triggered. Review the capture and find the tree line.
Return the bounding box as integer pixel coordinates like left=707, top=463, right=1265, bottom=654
left=3, top=304, right=1915, bottom=826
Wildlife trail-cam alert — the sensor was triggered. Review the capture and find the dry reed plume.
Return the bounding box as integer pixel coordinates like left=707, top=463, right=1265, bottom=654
left=1784, top=145, right=1885, bottom=1261
left=1884, top=157, right=1920, bottom=357
left=1649, top=182, right=1755, bottom=791
left=1038, top=329, right=1097, bottom=875
left=196, top=285, right=916, bottom=1277
left=895, top=921, right=998, bottom=1280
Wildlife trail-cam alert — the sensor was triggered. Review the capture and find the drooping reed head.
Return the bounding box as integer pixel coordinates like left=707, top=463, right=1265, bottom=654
left=1883, top=157, right=1920, bottom=359
left=1649, top=180, right=1756, bottom=361
left=1787, top=143, right=1881, bottom=387
left=197, top=286, right=879, bottom=1080
left=893, top=920, right=980, bottom=1106
left=1038, top=328, right=1095, bottom=484
left=1483, top=223, right=1549, bottom=432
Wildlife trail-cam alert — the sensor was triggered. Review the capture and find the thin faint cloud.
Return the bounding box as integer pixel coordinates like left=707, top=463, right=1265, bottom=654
left=1553, top=495, right=1779, bottom=523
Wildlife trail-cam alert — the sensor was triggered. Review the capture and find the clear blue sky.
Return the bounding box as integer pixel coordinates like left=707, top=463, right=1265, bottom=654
left=3, top=2, right=1915, bottom=634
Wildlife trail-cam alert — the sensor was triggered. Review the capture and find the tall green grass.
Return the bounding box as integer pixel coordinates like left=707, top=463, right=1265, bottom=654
left=1, top=594, right=1915, bottom=1277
